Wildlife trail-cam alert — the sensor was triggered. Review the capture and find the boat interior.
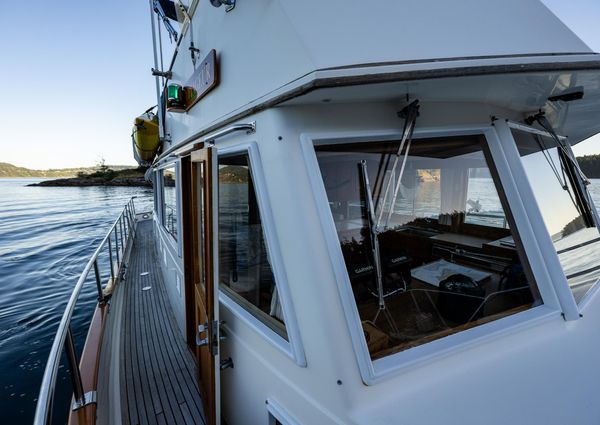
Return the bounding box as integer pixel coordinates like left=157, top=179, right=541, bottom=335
left=315, top=134, right=539, bottom=358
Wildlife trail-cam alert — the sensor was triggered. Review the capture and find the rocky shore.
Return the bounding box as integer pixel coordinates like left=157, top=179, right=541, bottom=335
left=28, top=177, right=152, bottom=187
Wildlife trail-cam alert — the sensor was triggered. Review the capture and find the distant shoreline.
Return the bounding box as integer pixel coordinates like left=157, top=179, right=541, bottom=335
left=27, top=177, right=151, bottom=187
left=23, top=166, right=151, bottom=187
left=0, top=162, right=136, bottom=179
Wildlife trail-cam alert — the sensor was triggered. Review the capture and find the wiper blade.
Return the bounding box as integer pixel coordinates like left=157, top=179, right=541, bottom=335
left=535, top=114, right=590, bottom=185
left=527, top=112, right=596, bottom=228
left=359, top=160, right=402, bottom=335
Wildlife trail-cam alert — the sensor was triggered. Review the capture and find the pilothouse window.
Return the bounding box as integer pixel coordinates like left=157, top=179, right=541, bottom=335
left=513, top=129, right=600, bottom=302
left=315, top=136, right=540, bottom=359
left=218, top=154, right=288, bottom=340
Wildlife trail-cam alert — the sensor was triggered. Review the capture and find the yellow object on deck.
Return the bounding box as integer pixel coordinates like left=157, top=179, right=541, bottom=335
left=132, top=112, right=160, bottom=165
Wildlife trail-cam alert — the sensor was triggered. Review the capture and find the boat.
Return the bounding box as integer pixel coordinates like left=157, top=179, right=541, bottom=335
left=35, top=1, right=600, bottom=424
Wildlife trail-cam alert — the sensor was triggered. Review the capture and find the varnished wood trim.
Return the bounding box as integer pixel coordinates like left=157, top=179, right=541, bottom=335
left=68, top=304, right=108, bottom=425
left=185, top=145, right=218, bottom=425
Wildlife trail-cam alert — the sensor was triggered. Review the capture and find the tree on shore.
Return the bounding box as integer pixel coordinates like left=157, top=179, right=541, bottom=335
left=578, top=155, right=600, bottom=179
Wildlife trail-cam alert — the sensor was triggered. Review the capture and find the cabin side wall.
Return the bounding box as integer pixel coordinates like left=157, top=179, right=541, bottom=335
left=153, top=202, right=186, bottom=337
left=201, top=102, right=600, bottom=425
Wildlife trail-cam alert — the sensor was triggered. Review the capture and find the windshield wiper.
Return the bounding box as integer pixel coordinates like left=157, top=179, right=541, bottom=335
left=526, top=112, right=597, bottom=229
left=356, top=101, right=420, bottom=334
left=374, top=100, right=420, bottom=231
left=359, top=160, right=401, bottom=335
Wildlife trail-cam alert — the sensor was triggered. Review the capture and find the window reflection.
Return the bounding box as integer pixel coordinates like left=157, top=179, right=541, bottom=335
left=316, top=136, right=540, bottom=359
left=514, top=129, right=600, bottom=302
left=162, top=167, right=178, bottom=240
left=218, top=154, right=287, bottom=340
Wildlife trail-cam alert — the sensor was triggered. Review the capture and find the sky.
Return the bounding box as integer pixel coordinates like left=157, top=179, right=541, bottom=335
left=0, top=1, right=598, bottom=169
left=0, top=1, right=155, bottom=169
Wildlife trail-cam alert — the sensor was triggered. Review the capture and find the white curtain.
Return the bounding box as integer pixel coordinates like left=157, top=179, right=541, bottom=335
left=440, top=167, right=469, bottom=216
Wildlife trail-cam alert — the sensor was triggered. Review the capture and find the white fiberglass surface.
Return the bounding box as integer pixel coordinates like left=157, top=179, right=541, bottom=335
left=315, top=135, right=541, bottom=360
left=513, top=129, right=600, bottom=302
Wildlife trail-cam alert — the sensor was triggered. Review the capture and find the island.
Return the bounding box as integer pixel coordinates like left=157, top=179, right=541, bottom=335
left=0, top=162, right=151, bottom=187
left=28, top=166, right=151, bottom=187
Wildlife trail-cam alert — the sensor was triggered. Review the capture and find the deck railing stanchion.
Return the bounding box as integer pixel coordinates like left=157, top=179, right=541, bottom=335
left=93, top=260, right=104, bottom=303
left=114, top=226, right=121, bottom=265
left=114, top=220, right=122, bottom=255
left=65, top=326, right=85, bottom=409
left=119, top=217, right=125, bottom=254
left=108, top=236, right=115, bottom=283
left=125, top=204, right=132, bottom=239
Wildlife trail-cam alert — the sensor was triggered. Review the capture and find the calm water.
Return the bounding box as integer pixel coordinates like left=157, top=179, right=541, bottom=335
left=0, top=179, right=152, bottom=424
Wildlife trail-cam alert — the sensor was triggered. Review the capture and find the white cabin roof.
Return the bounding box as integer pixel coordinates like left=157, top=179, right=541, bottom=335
left=161, top=0, right=599, bottom=150
left=273, top=0, right=591, bottom=68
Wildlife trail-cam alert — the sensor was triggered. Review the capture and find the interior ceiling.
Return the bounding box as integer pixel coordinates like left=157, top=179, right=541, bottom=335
left=285, top=70, right=600, bottom=144
left=316, top=136, right=482, bottom=159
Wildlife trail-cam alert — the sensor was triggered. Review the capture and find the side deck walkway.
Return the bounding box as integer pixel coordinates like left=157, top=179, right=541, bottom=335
left=119, top=218, right=205, bottom=425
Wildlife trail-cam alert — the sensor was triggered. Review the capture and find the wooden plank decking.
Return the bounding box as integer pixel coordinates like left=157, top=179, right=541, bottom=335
left=119, top=218, right=205, bottom=425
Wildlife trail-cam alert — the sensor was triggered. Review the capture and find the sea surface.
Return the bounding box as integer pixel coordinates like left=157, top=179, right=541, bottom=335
left=0, top=179, right=152, bottom=424
left=0, top=178, right=599, bottom=424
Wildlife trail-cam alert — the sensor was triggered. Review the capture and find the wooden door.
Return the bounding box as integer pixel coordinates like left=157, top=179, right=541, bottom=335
left=187, top=146, right=220, bottom=425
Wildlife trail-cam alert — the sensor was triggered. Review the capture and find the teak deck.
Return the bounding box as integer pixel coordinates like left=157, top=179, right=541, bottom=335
left=118, top=218, right=205, bottom=425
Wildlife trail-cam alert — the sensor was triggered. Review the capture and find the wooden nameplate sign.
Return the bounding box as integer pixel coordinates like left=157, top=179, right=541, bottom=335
left=168, top=49, right=219, bottom=113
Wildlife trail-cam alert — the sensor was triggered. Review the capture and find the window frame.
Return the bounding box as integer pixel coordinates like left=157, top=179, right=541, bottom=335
left=501, top=120, right=600, bottom=311
left=218, top=142, right=307, bottom=367
left=156, top=161, right=181, bottom=255
left=153, top=170, right=161, bottom=217
left=300, top=124, right=567, bottom=385
left=266, top=398, right=300, bottom=425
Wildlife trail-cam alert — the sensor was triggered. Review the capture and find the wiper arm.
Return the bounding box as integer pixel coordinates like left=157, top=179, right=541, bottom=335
left=534, top=114, right=590, bottom=185
left=375, top=100, right=420, bottom=231
left=527, top=112, right=596, bottom=228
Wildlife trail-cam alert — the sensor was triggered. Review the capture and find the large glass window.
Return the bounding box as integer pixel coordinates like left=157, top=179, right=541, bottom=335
left=218, top=154, right=287, bottom=340
left=513, top=129, right=600, bottom=302
left=316, top=136, right=540, bottom=359
left=162, top=166, right=178, bottom=240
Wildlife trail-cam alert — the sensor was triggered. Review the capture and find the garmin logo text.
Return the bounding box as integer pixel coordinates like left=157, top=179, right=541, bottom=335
left=354, top=265, right=373, bottom=274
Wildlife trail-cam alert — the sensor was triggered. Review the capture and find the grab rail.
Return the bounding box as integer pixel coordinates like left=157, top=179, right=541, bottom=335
left=33, top=198, right=138, bottom=425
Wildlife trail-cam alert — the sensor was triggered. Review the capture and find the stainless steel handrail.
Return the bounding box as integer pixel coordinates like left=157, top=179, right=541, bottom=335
left=33, top=198, right=139, bottom=425
left=153, top=121, right=256, bottom=167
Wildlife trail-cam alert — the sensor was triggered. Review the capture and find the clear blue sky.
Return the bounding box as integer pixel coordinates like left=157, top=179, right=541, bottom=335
left=0, top=0, right=598, bottom=169
left=0, top=0, right=156, bottom=169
